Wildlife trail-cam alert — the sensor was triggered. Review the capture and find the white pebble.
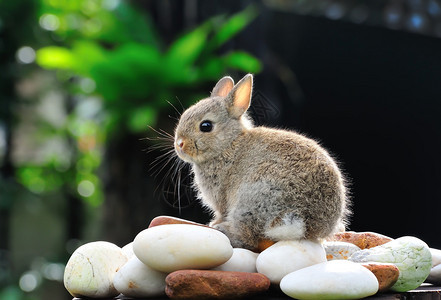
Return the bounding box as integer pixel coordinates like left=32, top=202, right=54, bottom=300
left=424, top=248, right=441, bottom=284
left=113, top=256, right=167, bottom=297
left=133, top=224, right=233, bottom=273
left=121, top=242, right=134, bottom=259
left=256, top=240, right=326, bottom=284
left=212, top=248, right=258, bottom=272
left=323, top=241, right=361, bottom=260
left=64, top=241, right=127, bottom=298
left=280, top=260, right=379, bottom=299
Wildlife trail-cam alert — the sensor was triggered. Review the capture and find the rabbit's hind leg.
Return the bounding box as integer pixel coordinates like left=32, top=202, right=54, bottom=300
left=212, top=220, right=257, bottom=250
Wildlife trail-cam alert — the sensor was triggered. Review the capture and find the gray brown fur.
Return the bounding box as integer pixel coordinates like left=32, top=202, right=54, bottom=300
left=174, top=74, right=350, bottom=250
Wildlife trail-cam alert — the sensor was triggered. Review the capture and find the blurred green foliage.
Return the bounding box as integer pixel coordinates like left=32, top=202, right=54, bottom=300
left=19, top=0, right=261, bottom=207
left=1, top=0, right=262, bottom=298
left=36, top=2, right=261, bottom=133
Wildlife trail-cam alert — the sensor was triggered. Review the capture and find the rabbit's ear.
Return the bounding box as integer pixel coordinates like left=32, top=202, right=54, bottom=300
left=212, top=76, right=234, bottom=97
left=227, top=74, right=253, bottom=118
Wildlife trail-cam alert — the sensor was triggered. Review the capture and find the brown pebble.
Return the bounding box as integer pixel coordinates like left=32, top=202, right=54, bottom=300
left=165, top=270, right=270, bottom=299
left=330, top=231, right=393, bottom=249
left=148, top=216, right=209, bottom=228
left=361, top=262, right=399, bottom=292
left=257, top=239, right=276, bottom=252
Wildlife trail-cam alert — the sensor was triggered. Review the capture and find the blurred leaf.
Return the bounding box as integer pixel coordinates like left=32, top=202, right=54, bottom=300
left=162, top=21, right=213, bottom=86
left=17, top=166, right=64, bottom=194
left=36, top=41, right=105, bottom=76
left=223, top=51, right=262, bottom=73
left=198, top=58, right=225, bottom=80
left=36, top=46, right=76, bottom=70
left=208, top=5, right=258, bottom=50
left=128, top=106, right=157, bottom=133
left=166, top=22, right=211, bottom=68
left=110, top=2, right=160, bottom=47
left=0, top=285, right=23, bottom=300
left=70, top=41, right=106, bottom=73
left=91, top=43, right=161, bottom=101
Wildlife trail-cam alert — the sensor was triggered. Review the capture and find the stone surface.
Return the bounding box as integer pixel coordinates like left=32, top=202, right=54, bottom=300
left=280, top=260, right=379, bottom=299
left=324, top=241, right=361, bottom=260
left=361, top=262, right=400, bottom=292
left=349, top=236, right=432, bottom=292
left=257, top=239, right=276, bottom=252
left=148, top=215, right=209, bottom=228
left=165, top=270, right=270, bottom=299
left=331, top=231, right=393, bottom=249
left=256, top=240, right=327, bottom=284
left=133, top=224, right=233, bottom=273
left=64, top=241, right=127, bottom=298
left=121, top=242, right=134, bottom=259
left=113, top=256, right=167, bottom=297
left=148, top=216, right=274, bottom=253
left=212, top=248, right=258, bottom=273
left=425, top=248, right=441, bottom=284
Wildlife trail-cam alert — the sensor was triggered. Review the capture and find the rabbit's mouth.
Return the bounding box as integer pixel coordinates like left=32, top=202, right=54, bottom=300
left=175, top=139, right=195, bottom=163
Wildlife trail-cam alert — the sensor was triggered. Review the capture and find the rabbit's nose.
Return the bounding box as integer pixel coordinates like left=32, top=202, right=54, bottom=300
left=176, top=138, right=184, bottom=149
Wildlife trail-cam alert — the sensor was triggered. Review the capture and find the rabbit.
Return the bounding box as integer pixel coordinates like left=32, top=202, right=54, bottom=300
left=174, top=73, right=350, bottom=250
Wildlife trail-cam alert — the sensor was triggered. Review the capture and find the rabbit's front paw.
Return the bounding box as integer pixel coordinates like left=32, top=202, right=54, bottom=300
left=212, top=221, right=231, bottom=234
left=209, top=217, right=223, bottom=227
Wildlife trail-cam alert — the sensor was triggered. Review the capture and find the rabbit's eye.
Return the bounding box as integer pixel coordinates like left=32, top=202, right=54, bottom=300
left=199, top=120, right=213, bottom=132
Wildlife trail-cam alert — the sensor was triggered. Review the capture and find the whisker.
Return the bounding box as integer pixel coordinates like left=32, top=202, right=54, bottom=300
left=147, top=126, right=175, bottom=140
left=177, top=164, right=182, bottom=215
left=168, top=115, right=179, bottom=122
left=175, top=96, right=186, bottom=113
left=166, top=100, right=182, bottom=117
left=158, top=128, right=174, bottom=139
left=150, top=152, right=177, bottom=176
left=153, top=157, right=177, bottom=194
left=146, top=123, right=195, bottom=211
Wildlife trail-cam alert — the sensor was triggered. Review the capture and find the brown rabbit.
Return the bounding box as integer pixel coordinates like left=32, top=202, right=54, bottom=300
left=174, top=74, right=350, bottom=250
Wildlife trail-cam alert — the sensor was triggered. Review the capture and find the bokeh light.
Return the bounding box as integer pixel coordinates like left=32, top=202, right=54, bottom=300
left=39, top=14, right=60, bottom=31
left=77, top=180, right=95, bottom=197
left=16, top=46, right=36, bottom=64
left=19, top=271, right=41, bottom=292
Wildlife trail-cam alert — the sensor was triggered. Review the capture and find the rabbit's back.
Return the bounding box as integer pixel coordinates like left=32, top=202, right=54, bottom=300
left=217, top=126, right=348, bottom=242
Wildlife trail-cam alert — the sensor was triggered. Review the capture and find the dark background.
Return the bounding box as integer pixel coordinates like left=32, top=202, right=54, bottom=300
left=260, top=11, right=441, bottom=246
left=165, top=1, right=441, bottom=247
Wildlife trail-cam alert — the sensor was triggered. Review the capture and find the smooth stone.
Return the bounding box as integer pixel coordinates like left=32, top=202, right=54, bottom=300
left=165, top=270, right=270, bottom=299
left=256, top=240, right=327, bottom=284
left=331, top=231, right=393, bottom=249
left=148, top=215, right=209, bottom=228
left=133, top=224, right=233, bottom=273
left=349, top=236, right=432, bottom=292
left=64, top=241, right=128, bottom=298
left=212, top=248, right=258, bottom=273
left=121, top=242, right=134, bottom=259
left=113, top=256, right=167, bottom=297
left=280, top=260, right=379, bottom=299
left=431, top=248, right=441, bottom=266
left=324, top=241, right=361, bottom=260
left=427, top=264, right=441, bottom=284
left=361, top=262, right=399, bottom=292
left=256, top=239, right=276, bottom=252
left=425, top=248, right=441, bottom=284
left=148, top=216, right=271, bottom=253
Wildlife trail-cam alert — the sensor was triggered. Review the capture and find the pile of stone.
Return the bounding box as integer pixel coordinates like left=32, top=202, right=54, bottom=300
left=64, top=216, right=441, bottom=299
